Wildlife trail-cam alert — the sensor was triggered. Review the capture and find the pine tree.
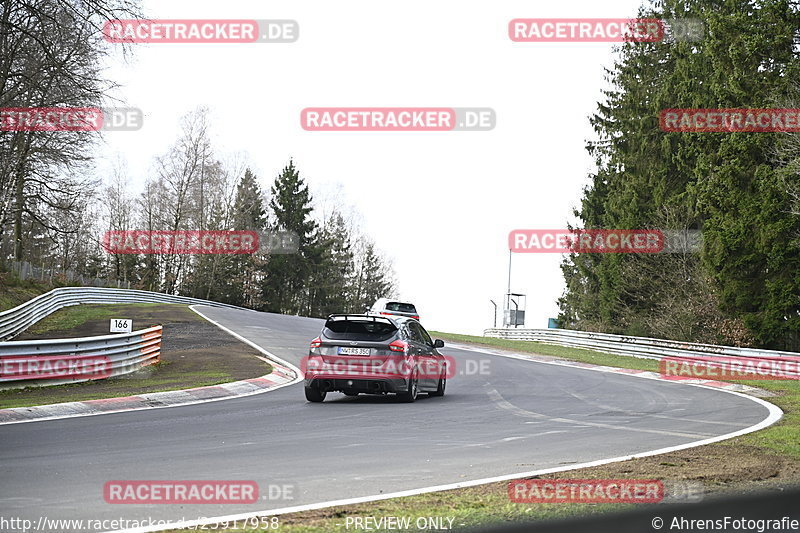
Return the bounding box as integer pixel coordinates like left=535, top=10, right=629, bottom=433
left=308, top=212, right=355, bottom=316
left=559, top=0, right=800, bottom=348
left=352, top=240, right=394, bottom=312
left=261, top=160, right=318, bottom=314
left=228, top=168, right=267, bottom=307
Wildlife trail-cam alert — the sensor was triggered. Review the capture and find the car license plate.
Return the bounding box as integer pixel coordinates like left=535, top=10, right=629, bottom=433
left=338, top=347, right=370, bottom=356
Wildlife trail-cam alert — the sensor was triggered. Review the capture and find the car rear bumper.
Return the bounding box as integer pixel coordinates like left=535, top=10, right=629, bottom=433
left=305, top=376, right=408, bottom=393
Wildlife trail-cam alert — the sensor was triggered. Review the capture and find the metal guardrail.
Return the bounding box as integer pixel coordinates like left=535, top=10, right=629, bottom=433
left=0, top=286, right=247, bottom=341
left=483, top=328, right=800, bottom=359
left=0, top=287, right=250, bottom=388
left=483, top=328, right=800, bottom=377
left=0, top=326, right=162, bottom=389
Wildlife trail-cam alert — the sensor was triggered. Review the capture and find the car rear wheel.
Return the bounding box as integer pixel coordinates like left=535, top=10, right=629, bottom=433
left=429, top=373, right=446, bottom=397
left=305, top=386, right=326, bottom=402
left=397, top=370, right=419, bottom=403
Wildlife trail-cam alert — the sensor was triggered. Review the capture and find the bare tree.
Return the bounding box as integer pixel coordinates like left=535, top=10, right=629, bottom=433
left=100, top=156, right=139, bottom=281
left=0, top=0, right=141, bottom=269
left=146, top=108, right=211, bottom=293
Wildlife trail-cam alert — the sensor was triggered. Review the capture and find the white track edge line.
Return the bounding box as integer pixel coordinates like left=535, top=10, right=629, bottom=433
left=188, top=305, right=303, bottom=382
left=108, top=340, right=784, bottom=533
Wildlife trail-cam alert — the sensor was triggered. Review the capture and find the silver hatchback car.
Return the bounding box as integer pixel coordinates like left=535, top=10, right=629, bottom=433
left=368, top=298, right=420, bottom=320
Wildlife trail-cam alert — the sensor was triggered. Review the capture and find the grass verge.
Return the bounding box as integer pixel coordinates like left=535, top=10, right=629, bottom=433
left=25, top=302, right=163, bottom=335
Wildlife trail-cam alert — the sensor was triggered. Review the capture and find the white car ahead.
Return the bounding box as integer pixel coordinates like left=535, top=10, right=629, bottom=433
left=368, top=298, right=420, bottom=321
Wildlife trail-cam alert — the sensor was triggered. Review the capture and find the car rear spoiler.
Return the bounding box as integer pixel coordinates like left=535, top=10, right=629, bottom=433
left=325, top=314, right=396, bottom=325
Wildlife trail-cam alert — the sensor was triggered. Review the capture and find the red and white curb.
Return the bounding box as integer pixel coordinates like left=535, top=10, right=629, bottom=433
left=0, top=306, right=301, bottom=425
left=445, top=342, right=773, bottom=396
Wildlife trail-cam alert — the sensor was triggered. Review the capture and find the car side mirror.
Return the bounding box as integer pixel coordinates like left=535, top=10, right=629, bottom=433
left=433, top=339, right=445, bottom=348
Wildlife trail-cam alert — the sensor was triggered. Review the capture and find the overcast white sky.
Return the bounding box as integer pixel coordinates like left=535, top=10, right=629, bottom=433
left=96, top=0, right=648, bottom=335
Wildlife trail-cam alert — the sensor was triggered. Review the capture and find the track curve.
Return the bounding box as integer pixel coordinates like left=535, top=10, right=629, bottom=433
left=0, top=306, right=779, bottom=531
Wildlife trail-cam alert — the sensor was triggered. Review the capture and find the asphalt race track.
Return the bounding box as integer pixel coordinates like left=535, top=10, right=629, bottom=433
left=0, top=306, right=777, bottom=531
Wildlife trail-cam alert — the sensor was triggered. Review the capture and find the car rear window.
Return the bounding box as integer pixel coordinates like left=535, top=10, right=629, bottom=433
left=385, top=302, right=417, bottom=314
left=323, top=318, right=398, bottom=341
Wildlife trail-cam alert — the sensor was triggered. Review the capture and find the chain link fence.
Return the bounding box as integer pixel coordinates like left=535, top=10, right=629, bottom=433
left=8, top=261, right=131, bottom=289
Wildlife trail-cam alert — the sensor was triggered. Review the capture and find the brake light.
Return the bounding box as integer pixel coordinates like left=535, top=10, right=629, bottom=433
left=380, top=312, right=393, bottom=316
left=388, top=340, right=408, bottom=353
left=411, top=315, right=419, bottom=320
left=310, top=337, right=322, bottom=349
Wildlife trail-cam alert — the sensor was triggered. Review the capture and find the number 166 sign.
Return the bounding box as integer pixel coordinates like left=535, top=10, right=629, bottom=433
left=110, top=319, right=132, bottom=333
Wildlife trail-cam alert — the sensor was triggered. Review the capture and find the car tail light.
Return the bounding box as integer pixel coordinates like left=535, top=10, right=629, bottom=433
left=388, top=340, right=408, bottom=353
left=310, top=337, right=322, bottom=349
left=380, top=312, right=393, bottom=316
left=411, top=315, right=419, bottom=320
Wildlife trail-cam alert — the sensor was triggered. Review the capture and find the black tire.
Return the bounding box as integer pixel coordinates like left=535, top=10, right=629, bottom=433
left=343, top=391, right=359, bottom=397
left=429, top=373, right=446, bottom=397
left=397, top=370, right=419, bottom=403
left=305, top=386, right=326, bottom=402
